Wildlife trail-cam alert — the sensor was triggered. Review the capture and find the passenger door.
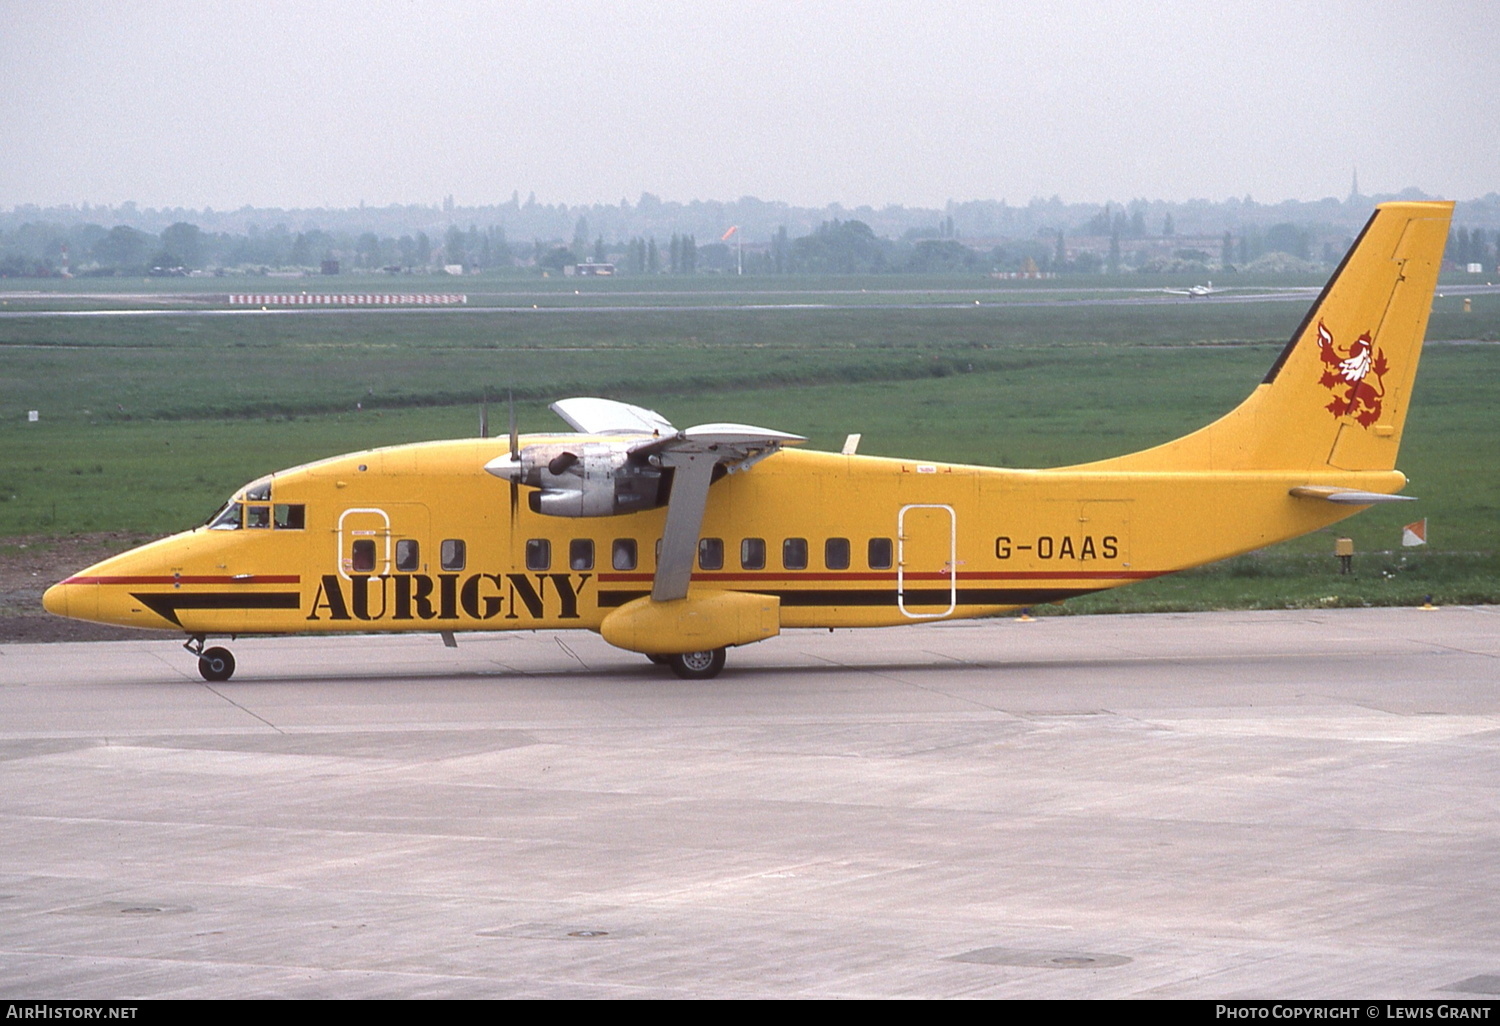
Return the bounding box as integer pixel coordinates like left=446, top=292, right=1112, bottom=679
left=898, top=503, right=956, bottom=618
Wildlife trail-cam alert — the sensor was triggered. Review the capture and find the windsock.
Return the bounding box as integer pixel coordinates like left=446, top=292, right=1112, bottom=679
left=1401, top=519, right=1427, bottom=547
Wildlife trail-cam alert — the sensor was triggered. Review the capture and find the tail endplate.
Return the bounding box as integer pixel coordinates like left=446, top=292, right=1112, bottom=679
left=1088, top=201, right=1453, bottom=473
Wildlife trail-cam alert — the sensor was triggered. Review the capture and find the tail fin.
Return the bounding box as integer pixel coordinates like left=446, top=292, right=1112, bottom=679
left=1084, top=201, right=1453, bottom=473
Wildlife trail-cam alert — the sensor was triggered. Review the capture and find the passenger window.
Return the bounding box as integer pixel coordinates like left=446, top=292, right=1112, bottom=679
left=351, top=539, right=376, bottom=573
left=274, top=503, right=305, bottom=530
left=525, top=538, right=549, bottom=571
left=612, top=538, right=638, bottom=571
left=245, top=505, right=271, bottom=529
left=395, top=539, right=420, bottom=572
left=825, top=537, right=851, bottom=570
left=698, top=537, right=724, bottom=571
left=570, top=539, right=594, bottom=571
left=442, top=538, right=467, bottom=571
left=783, top=537, right=808, bottom=570
left=868, top=537, right=894, bottom=570
left=740, top=537, right=766, bottom=570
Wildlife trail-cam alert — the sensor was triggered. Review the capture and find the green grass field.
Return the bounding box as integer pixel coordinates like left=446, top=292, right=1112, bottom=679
left=3, top=273, right=1497, bottom=612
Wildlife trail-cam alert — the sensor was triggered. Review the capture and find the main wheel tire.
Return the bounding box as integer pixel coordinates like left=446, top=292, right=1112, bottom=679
left=667, top=648, right=726, bottom=680
left=198, top=646, right=235, bottom=682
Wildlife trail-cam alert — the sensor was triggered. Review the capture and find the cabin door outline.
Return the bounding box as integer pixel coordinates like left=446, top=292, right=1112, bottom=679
left=897, top=503, right=957, bottom=618
left=337, top=508, right=392, bottom=581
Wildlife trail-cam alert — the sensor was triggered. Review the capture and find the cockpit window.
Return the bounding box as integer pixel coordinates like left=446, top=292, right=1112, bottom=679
left=245, top=480, right=272, bottom=502
left=274, top=504, right=305, bottom=530
left=207, top=502, right=241, bottom=530
left=245, top=505, right=271, bottom=529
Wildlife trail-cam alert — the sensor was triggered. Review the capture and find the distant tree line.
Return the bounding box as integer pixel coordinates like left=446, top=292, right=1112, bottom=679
left=9, top=188, right=1497, bottom=259
left=1, top=213, right=1493, bottom=278
left=1450, top=226, right=1495, bottom=266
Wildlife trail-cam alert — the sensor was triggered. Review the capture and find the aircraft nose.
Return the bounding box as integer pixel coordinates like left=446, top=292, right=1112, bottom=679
left=43, top=579, right=98, bottom=622
left=42, top=582, right=69, bottom=617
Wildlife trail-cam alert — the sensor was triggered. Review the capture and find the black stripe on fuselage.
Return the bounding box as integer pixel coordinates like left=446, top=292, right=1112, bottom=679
left=132, top=591, right=302, bottom=626
left=596, top=587, right=1097, bottom=608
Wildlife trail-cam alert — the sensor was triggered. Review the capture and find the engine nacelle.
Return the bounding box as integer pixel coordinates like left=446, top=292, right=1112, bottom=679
left=487, top=441, right=669, bottom=518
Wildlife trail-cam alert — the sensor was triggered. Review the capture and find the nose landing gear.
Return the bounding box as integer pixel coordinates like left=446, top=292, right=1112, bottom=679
left=184, top=636, right=236, bottom=682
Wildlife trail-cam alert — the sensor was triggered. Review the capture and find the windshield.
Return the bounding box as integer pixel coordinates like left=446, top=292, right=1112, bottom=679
left=204, top=477, right=300, bottom=531
left=206, top=501, right=240, bottom=530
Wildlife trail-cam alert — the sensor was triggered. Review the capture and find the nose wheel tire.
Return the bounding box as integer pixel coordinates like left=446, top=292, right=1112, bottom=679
left=198, top=647, right=236, bottom=682
left=667, top=648, right=726, bottom=680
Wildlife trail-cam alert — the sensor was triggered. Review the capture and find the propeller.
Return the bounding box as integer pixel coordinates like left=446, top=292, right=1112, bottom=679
left=508, top=389, right=519, bottom=526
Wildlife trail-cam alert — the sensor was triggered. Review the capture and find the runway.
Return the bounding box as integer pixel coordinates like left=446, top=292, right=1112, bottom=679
left=6, top=282, right=1497, bottom=320
left=2, top=607, right=1498, bottom=998
left=0, top=290, right=1325, bottom=319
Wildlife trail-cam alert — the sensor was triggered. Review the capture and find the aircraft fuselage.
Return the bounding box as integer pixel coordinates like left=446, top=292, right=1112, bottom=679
left=45, top=440, right=1388, bottom=637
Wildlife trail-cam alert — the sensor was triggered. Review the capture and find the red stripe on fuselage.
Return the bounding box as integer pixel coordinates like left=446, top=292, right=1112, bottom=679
left=595, top=570, right=1162, bottom=583
left=60, top=575, right=302, bottom=585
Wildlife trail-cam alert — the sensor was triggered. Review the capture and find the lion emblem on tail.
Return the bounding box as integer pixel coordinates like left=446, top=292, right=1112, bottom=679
left=1316, top=321, right=1387, bottom=427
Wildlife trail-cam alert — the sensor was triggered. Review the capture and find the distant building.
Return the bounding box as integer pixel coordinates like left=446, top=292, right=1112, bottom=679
left=575, top=261, right=616, bottom=277
left=320, top=259, right=340, bottom=275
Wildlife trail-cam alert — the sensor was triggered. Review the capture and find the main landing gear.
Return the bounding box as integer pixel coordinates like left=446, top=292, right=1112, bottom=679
left=649, top=648, right=727, bottom=680
left=185, top=636, right=236, bottom=682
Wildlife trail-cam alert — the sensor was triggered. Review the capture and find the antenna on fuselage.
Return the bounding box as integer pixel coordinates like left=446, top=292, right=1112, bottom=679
left=479, top=388, right=490, bottom=438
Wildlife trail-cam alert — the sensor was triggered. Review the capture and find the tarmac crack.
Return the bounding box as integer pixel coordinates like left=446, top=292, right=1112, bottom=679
left=554, top=636, right=589, bottom=669
left=198, top=683, right=286, bottom=734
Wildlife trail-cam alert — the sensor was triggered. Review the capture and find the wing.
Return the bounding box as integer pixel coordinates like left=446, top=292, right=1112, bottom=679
left=549, top=397, right=675, bottom=435
left=486, top=400, right=803, bottom=603
left=639, top=423, right=805, bottom=602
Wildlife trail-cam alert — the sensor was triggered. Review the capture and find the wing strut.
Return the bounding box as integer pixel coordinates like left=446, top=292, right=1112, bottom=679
left=637, top=423, right=806, bottom=603
left=651, top=451, right=718, bottom=602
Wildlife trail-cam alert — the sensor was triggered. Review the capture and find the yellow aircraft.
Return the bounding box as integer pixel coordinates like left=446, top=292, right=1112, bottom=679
left=43, top=201, right=1451, bottom=681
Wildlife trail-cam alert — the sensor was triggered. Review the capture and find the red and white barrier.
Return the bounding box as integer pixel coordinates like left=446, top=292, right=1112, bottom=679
left=228, top=294, right=467, bottom=306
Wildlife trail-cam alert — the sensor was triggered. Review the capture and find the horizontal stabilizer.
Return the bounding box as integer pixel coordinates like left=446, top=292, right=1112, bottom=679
left=1289, top=486, right=1416, bottom=505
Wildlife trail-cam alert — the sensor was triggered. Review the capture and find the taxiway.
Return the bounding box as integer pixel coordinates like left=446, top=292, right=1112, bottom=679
left=1, top=607, right=1497, bottom=998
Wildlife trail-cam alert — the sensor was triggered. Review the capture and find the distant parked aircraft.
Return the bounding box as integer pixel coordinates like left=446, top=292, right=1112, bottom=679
left=1163, top=281, right=1225, bottom=298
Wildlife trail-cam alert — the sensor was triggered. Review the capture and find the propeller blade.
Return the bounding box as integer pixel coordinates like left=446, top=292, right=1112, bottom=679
left=479, top=389, right=489, bottom=439
left=508, top=389, right=519, bottom=460
left=508, top=391, right=519, bottom=526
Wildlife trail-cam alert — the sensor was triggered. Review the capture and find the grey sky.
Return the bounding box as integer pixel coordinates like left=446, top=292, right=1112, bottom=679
left=3, top=0, right=1495, bottom=212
